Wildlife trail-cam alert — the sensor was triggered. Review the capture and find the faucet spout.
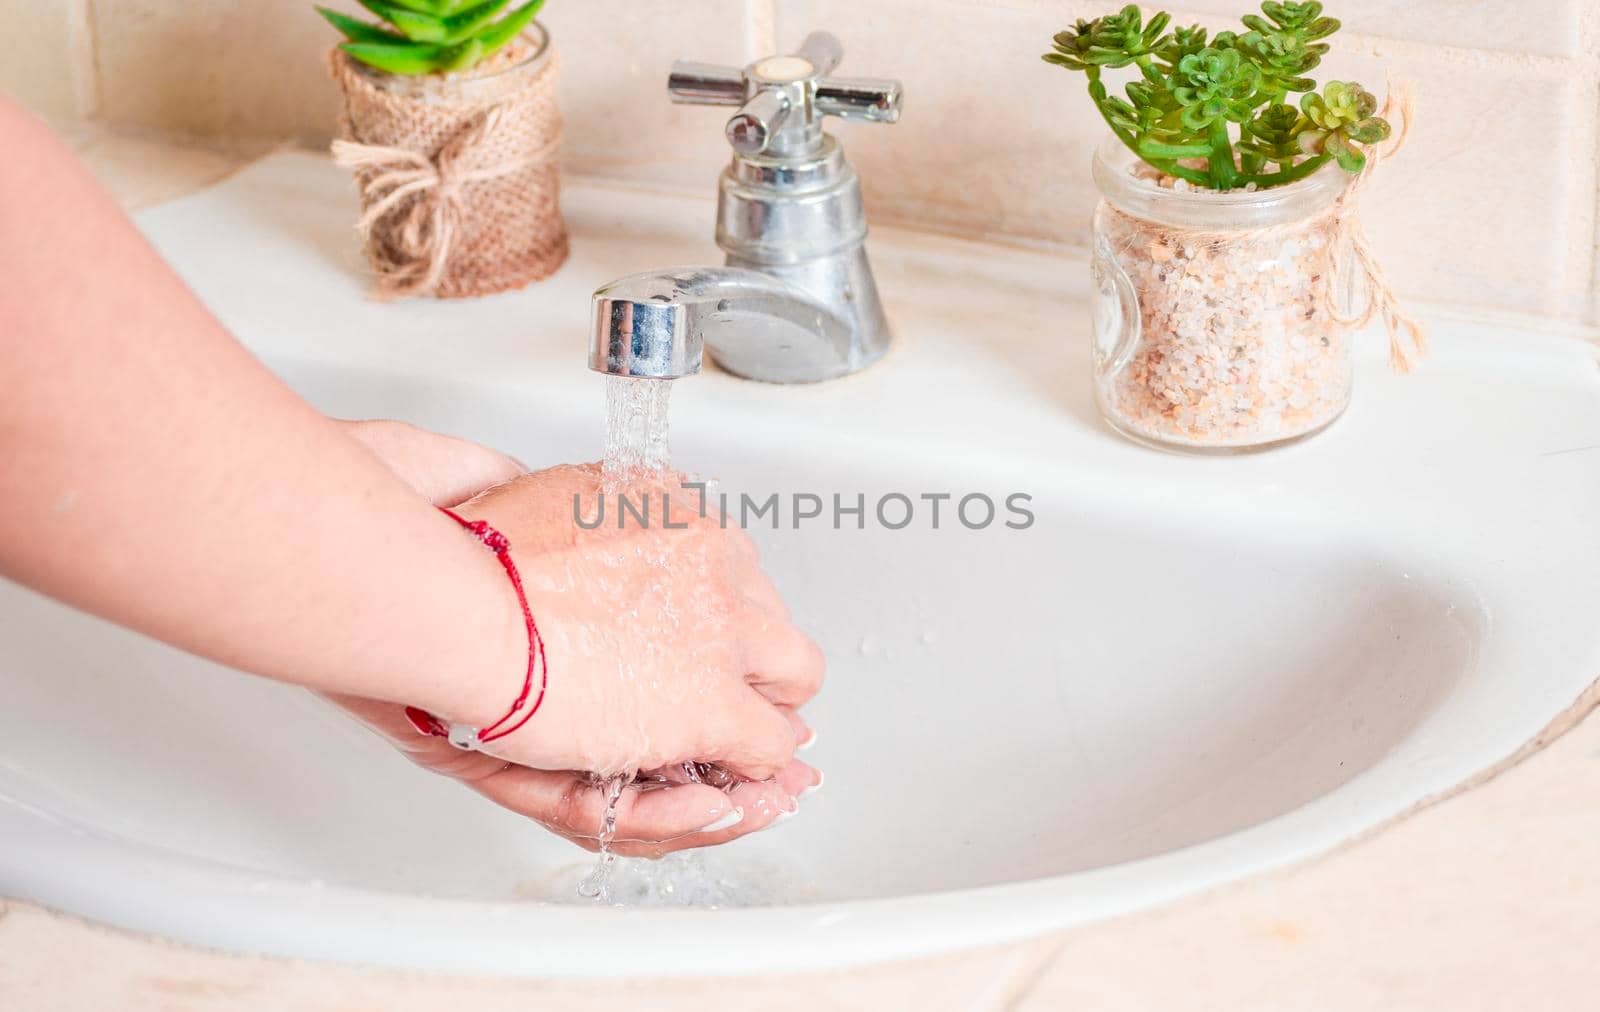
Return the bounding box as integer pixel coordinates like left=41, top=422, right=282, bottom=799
left=590, top=267, right=856, bottom=383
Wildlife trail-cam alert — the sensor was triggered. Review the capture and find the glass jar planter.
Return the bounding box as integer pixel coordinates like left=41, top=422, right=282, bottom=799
left=350, top=24, right=552, bottom=103
left=1089, top=136, right=1357, bottom=453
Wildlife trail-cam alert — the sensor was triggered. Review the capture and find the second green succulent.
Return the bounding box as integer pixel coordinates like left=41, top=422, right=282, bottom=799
left=318, top=0, right=546, bottom=76
left=1044, top=2, right=1389, bottom=190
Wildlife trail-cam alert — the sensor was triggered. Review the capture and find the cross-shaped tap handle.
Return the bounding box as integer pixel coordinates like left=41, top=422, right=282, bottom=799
left=667, top=31, right=902, bottom=158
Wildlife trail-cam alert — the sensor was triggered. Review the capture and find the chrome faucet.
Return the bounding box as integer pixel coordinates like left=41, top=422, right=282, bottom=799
left=588, top=32, right=901, bottom=384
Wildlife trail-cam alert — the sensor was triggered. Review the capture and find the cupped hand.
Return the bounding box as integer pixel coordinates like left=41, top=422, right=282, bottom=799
left=334, top=419, right=823, bottom=854
left=327, top=691, right=817, bottom=857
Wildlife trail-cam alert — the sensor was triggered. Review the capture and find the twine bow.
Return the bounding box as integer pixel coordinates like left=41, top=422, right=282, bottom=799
left=1324, top=80, right=1427, bottom=373
left=332, top=104, right=557, bottom=299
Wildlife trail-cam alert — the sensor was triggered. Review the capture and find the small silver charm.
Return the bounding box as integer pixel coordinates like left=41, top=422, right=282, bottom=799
left=446, top=724, right=482, bottom=751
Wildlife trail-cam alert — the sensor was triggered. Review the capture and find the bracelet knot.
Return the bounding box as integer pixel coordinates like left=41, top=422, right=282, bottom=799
left=464, top=519, right=511, bottom=554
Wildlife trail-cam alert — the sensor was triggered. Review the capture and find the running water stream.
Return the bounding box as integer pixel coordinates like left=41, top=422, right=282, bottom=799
left=558, top=376, right=809, bottom=908
left=576, top=376, right=675, bottom=903
left=576, top=773, right=628, bottom=900
left=601, top=374, right=672, bottom=480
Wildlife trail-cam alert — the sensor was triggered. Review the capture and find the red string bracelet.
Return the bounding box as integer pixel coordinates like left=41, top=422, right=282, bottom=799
left=403, top=507, right=547, bottom=750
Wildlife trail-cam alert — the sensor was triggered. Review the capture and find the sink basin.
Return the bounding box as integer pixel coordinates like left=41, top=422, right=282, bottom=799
left=2, top=153, right=1598, bottom=977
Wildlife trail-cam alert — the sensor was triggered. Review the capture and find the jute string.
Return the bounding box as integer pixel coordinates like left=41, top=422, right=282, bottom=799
left=1108, top=81, right=1425, bottom=373
left=330, top=47, right=568, bottom=299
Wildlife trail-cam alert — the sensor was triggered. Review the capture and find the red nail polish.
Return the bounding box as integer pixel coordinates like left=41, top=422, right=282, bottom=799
left=404, top=706, right=447, bottom=737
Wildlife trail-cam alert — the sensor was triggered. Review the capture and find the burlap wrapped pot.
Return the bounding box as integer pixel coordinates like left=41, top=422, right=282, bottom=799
left=329, top=26, right=568, bottom=299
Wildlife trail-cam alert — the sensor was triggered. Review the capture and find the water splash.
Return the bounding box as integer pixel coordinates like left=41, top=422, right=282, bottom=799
left=576, top=773, right=630, bottom=902
left=538, top=847, right=816, bottom=909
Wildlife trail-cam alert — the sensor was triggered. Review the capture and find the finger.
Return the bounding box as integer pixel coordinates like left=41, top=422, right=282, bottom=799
left=635, top=763, right=701, bottom=787
left=709, top=777, right=797, bottom=835
left=556, top=833, right=601, bottom=854
left=769, top=757, right=822, bottom=798
left=472, top=767, right=742, bottom=844
left=705, top=695, right=799, bottom=781
left=428, top=437, right=526, bottom=507
left=339, top=419, right=525, bottom=507
left=742, top=611, right=825, bottom=708
left=779, top=706, right=814, bottom=749
left=603, top=775, right=803, bottom=858
left=556, top=761, right=820, bottom=858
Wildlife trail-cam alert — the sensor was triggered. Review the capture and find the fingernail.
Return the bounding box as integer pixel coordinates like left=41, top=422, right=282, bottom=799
left=403, top=706, right=447, bottom=737
left=798, top=728, right=818, bottom=751
left=800, top=770, right=824, bottom=798
left=771, top=797, right=801, bottom=825
left=697, top=807, right=744, bottom=833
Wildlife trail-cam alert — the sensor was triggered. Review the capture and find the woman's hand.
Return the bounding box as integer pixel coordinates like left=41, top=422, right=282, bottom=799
left=448, top=464, right=824, bottom=778
left=334, top=420, right=823, bottom=855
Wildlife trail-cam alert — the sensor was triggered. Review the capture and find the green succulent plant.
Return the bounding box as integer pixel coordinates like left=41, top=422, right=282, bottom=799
left=1228, top=1, right=1339, bottom=99
left=1300, top=79, right=1390, bottom=171
left=318, top=0, right=545, bottom=76
left=1046, top=7, right=1172, bottom=70
left=1153, top=24, right=1210, bottom=66
left=1238, top=102, right=1303, bottom=172
left=1043, top=2, right=1388, bottom=190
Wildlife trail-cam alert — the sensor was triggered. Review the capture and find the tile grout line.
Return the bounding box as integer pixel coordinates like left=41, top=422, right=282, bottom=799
left=953, top=0, right=1600, bottom=71
left=1337, top=33, right=1590, bottom=75
left=744, top=0, right=779, bottom=59
left=1584, top=0, right=1600, bottom=324
left=559, top=166, right=1600, bottom=342
left=1573, top=70, right=1600, bottom=322
left=66, top=0, right=98, bottom=120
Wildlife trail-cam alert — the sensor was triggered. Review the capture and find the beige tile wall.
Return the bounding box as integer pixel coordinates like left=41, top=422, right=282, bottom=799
left=1, top=0, right=1596, bottom=324
left=774, top=0, right=1600, bottom=321
left=0, top=0, right=94, bottom=120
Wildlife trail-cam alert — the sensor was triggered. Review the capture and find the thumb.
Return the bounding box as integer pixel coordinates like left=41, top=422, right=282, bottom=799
left=338, top=418, right=525, bottom=507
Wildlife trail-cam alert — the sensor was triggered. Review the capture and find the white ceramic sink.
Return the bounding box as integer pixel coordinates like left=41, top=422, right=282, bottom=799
left=2, top=154, right=1598, bottom=977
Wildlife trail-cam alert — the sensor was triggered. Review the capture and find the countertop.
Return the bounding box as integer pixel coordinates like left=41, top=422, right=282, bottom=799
left=1, top=127, right=1597, bottom=1011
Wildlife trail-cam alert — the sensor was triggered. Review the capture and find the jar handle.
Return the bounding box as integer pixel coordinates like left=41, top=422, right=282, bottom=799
left=1090, top=229, right=1142, bottom=380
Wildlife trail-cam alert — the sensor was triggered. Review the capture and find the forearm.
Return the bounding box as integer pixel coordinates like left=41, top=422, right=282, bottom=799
left=0, top=98, right=519, bottom=724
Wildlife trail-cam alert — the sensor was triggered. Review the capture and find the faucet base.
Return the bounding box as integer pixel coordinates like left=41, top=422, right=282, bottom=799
left=713, top=248, right=891, bottom=383
left=708, top=139, right=892, bottom=383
